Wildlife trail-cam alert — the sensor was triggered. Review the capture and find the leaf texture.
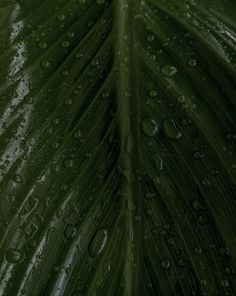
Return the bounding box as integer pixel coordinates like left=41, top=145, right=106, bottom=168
left=0, top=0, right=236, bottom=295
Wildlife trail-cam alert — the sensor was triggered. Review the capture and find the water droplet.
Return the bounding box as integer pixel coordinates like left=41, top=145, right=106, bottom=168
left=163, top=119, right=182, bottom=140
left=89, top=229, right=108, bottom=257
left=147, top=35, right=154, bottom=42
left=64, top=98, right=73, bottom=105
left=51, top=163, right=60, bottom=173
left=127, top=200, right=135, bottom=211
left=192, top=200, right=201, bottom=211
left=148, top=89, right=158, bottom=97
left=161, top=65, right=177, bottom=77
left=193, top=151, right=204, bottom=160
left=145, top=192, right=156, bottom=199
left=219, top=246, right=229, bottom=257
left=38, top=41, right=48, bottom=49
left=13, top=174, right=22, bottom=183
left=96, top=0, right=105, bottom=4
left=188, top=59, right=197, bottom=67
left=220, top=279, right=229, bottom=287
left=57, top=14, right=65, bottom=21
left=177, top=257, right=186, bottom=267
left=67, top=32, right=74, bottom=38
left=142, top=119, right=158, bottom=137
left=73, top=130, right=82, bottom=139
left=62, top=41, right=70, bottom=48
left=154, top=154, right=163, bottom=170
left=161, top=258, right=171, bottom=269
left=181, top=117, right=191, bottom=126
left=41, top=61, right=51, bottom=68
left=8, top=194, right=16, bottom=203
left=177, top=95, right=186, bottom=104
left=5, top=248, right=23, bottom=264
left=64, top=224, right=76, bottom=240
left=63, top=159, right=74, bottom=169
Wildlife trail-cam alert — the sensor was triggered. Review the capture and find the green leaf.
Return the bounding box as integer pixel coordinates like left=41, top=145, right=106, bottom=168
left=0, top=0, right=236, bottom=295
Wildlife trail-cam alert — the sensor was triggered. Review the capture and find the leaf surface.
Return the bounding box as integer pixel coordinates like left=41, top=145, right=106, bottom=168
left=0, top=0, right=236, bottom=295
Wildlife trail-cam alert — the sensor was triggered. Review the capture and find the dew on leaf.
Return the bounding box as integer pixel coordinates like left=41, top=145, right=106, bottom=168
left=147, top=35, right=154, bottom=42
left=163, top=119, right=182, bottom=140
left=63, top=159, right=74, bottom=169
left=64, top=98, right=73, bottom=105
left=41, top=61, right=51, bottom=68
left=57, top=14, right=65, bottom=21
left=96, top=0, right=105, bottom=4
left=64, top=224, right=76, bottom=240
left=193, top=151, right=204, bottom=160
left=142, top=118, right=158, bottom=137
left=220, top=279, right=229, bottom=287
left=154, top=154, right=163, bottom=170
left=188, top=59, right=197, bottom=67
left=192, top=199, right=201, bottom=211
left=161, top=65, right=177, bottom=77
left=13, top=174, right=23, bottom=183
left=5, top=248, right=23, bottom=264
left=148, top=89, right=158, bottom=97
left=161, top=258, right=171, bottom=269
left=127, top=199, right=135, bottom=211
left=89, top=229, right=108, bottom=257
left=145, top=192, right=156, bottom=199
left=38, top=41, right=48, bottom=49
left=51, top=163, right=60, bottom=173
left=62, top=41, right=70, bottom=48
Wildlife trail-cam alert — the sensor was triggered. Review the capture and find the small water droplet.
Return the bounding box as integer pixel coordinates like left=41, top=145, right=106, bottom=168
left=63, top=159, right=74, bottom=169
left=154, top=154, right=163, bottom=170
left=64, top=224, right=76, bottom=240
left=96, top=0, right=105, bottom=4
left=89, top=229, right=108, bottom=257
left=142, top=119, right=158, bottom=137
left=13, top=174, right=23, bottom=183
left=193, top=151, right=204, bottom=160
left=5, top=248, right=23, bottom=264
left=41, top=61, right=51, bottom=68
left=161, top=65, right=177, bottom=77
left=145, top=191, right=156, bottom=199
left=57, top=14, right=65, bottom=21
left=163, top=119, right=182, bottom=140
left=64, top=98, right=73, bottom=105
left=148, top=89, right=158, bottom=97
left=192, top=199, right=201, bottom=211
left=147, top=35, right=154, bottom=42
left=62, top=41, right=70, bottom=48
left=188, top=59, right=197, bottom=67
left=38, top=41, right=48, bottom=49
left=127, top=200, right=135, bottom=211
left=161, top=258, right=171, bottom=269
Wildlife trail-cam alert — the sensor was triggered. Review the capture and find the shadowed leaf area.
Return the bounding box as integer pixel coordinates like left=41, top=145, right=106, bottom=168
left=0, top=0, right=236, bottom=295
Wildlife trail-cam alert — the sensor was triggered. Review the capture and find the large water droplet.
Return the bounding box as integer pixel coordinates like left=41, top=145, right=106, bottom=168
left=142, top=119, right=158, bottom=137
left=89, top=229, right=108, bottom=257
left=161, top=65, right=177, bottom=77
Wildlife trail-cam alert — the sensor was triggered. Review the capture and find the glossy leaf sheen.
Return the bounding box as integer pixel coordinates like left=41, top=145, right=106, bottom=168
left=0, top=0, right=236, bottom=295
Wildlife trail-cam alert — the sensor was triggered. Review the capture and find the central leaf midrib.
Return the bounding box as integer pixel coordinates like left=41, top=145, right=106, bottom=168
left=116, top=0, right=139, bottom=294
